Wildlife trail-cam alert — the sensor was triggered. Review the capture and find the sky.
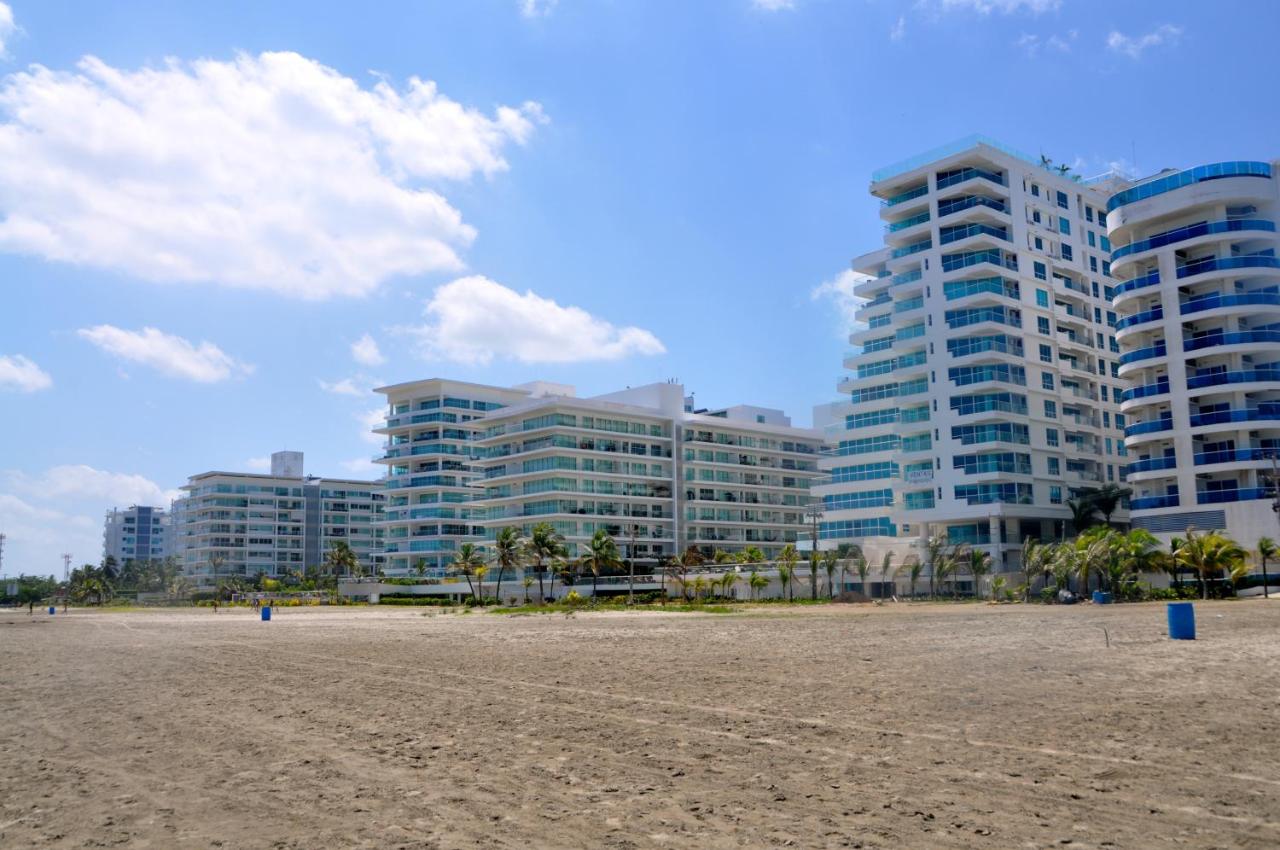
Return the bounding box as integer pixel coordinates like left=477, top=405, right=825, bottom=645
left=2, top=0, right=1278, bottom=577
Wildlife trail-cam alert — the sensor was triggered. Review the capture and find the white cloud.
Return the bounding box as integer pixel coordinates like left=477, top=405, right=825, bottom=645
left=340, top=457, right=381, bottom=477
left=519, top=0, right=558, bottom=17
left=244, top=456, right=272, bottom=472
left=78, top=325, right=252, bottom=383
left=359, top=407, right=386, bottom=446
left=351, top=333, right=386, bottom=366
left=752, top=0, right=796, bottom=10
left=0, top=353, right=52, bottom=392
left=810, top=268, right=867, bottom=337
left=1107, top=24, right=1183, bottom=59
left=1016, top=28, right=1075, bottom=56
left=5, top=464, right=182, bottom=507
left=319, top=374, right=380, bottom=397
left=0, top=52, right=546, bottom=299
left=938, top=0, right=1059, bottom=13
left=408, top=275, right=666, bottom=365
left=890, top=16, right=906, bottom=41
left=0, top=3, right=15, bottom=57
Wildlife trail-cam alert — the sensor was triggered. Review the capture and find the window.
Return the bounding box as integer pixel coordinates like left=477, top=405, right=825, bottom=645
left=1102, top=260, right=1111, bottom=276
left=1059, top=218, right=1071, bottom=235
left=1034, top=261, right=1047, bottom=280
left=1085, top=206, right=1094, bottom=223
left=1089, top=256, right=1098, bottom=272
left=1032, top=184, right=1040, bottom=197
left=1041, top=372, right=1055, bottom=390
left=1037, top=316, right=1050, bottom=334
left=1034, top=236, right=1044, bottom=252
left=1044, top=400, right=1057, bottom=418
left=1087, top=231, right=1096, bottom=248
left=1048, top=457, right=1060, bottom=475
left=1056, top=190, right=1068, bottom=210
left=1115, top=413, right=1126, bottom=429
left=1032, top=209, right=1042, bottom=224
left=1061, top=244, right=1073, bottom=261
left=1050, top=485, right=1063, bottom=504
left=1036, top=288, right=1049, bottom=307
left=1046, top=428, right=1059, bottom=447
left=1039, top=343, right=1052, bottom=363
left=1101, top=385, right=1109, bottom=402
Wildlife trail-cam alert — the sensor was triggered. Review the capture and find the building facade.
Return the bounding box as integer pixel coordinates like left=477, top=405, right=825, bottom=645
left=102, top=505, right=170, bottom=565
left=172, top=451, right=384, bottom=586
left=817, top=136, right=1130, bottom=579
left=1107, top=159, right=1280, bottom=549
left=374, top=379, right=824, bottom=574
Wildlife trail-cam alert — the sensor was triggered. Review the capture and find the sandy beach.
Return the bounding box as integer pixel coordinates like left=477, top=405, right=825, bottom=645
left=1, top=601, right=1277, bottom=849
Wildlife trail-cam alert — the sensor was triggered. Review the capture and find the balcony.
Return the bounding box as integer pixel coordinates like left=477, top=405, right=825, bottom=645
left=1120, top=380, right=1170, bottom=403
left=939, top=222, right=1009, bottom=246
left=882, top=184, right=928, bottom=208
left=936, top=166, right=1005, bottom=191
left=891, top=238, right=932, bottom=259
left=1112, top=219, right=1276, bottom=261
left=1126, top=419, right=1174, bottom=437
left=1125, top=456, right=1178, bottom=475
left=1181, top=291, right=1280, bottom=315
left=937, top=194, right=1008, bottom=219
left=1189, top=406, right=1280, bottom=427
left=1116, top=306, right=1163, bottom=331
left=1197, top=487, right=1270, bottom=505
left=1194, top=448, right=1272, bottom=465
left=1186, top=368, right=1280, bottom=390
left=941, top=249, right=1017, bottom=274
left=1119, top=343, right=1167, bottom=365
left=1184, top=329, right=1280, bottom=352
left=1131, top=494, right=1180, bottom=510
left=887, top=211, right=930, bottom=233
left=1177, top=254, right=1280, bottom=280
left=1114, top=270, right=1161, bottom=297
left=1108, top=161, right=1272, bottom=212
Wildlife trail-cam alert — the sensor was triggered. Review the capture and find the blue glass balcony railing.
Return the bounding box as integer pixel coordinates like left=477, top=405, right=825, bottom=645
left=1113, top=269, right=1161, bottom=296
left=941, top=249, right=1017, bottom=273
left=1130, top=494, right=1180, bottom=510
left=1197, top=487, right=1271, bottom=505
left=1116, top=306, right=1163, bottom=330
left=1126, top=419, right=1174, bottom=437
left=1195, top=448, right=1271, bottom=465
left=891, top=239, right=932, bottom=259
left=1184, top=330, right=1280, bottom=351
left=937, top=194, right=1008, bottom=218
left=1125, top=456, right=1178, bottom=475
left=1177, top=254, right=1280, bottom=280
left=882, top=184, right=928, bottom=208
left=943, top=276, right=1019, bottom=301
left=892, top=269, right=923, bottom=286
left=1181, top=291, right=1280, bottom=314
left=1186, top=368, right=1280, bottom=390
left=936, top=166, right=1005, bottom=191
left=1189, top=406, right=1280, bottom=427
left=1112, top=219, right=1276, bottom=261
left=1119, top=380, right=1170, bottom=403
left=887, top=211, right=931, bottom=232
left=1108, top=161, right=1272, bottom=212
left=939, top=222, right=1010, bottom=245
left=1119, top=343, right=1167, bottom=365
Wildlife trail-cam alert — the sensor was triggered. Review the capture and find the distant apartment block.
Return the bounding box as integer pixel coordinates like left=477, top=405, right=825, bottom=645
left=103, top=505, right=170, bottom=564
left=172, top=451, right=384, bottom=585
left=374, top=380, right=824, bottom=576
left=817, top=136, right=1131, bottom=577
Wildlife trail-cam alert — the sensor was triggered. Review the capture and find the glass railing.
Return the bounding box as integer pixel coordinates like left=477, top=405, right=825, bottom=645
left=1197, top=487, right=1270, bottom=505
left=1195, top=448, right=1271, bottom=465
left=1130, top=494, right=1180, bottom=510
left=947, top=337, right=1023, bottom=358
left=863, top=337, right=894, bottom=353
left=1116, top=306, right=1163, bottom=330
left=1119, top=343, right=1167, bottom=365
left=863, top=294, right=891, bottom=308
left=1125, top=456, right=1178, bottom=475
left=939, top=222, right=1009, bottom=245
left=891, top=239, right=932, bottom=259
left=943, top=276, right=1018, bottom=301
left=892, top=269, right=923, bottom=286
left=887, top=211, right=930, bottom=232
left=896, top=323, right=926, bottom=340
left=882, top=184, right=928, bottom=207
left=1177, top=254, right=1280, bottom=279
left=1108, top=161, right=1272, bottom=212
left=945, top=307, right=1020, bottom=329
left=1119, top=380, right=1170, bottom=403
left=1184, top=329, right=1280, bottom=351
left=1112, top=219, right=1276, bottom=261
left=894, top=296, right=925, bottom=313
left=1126, top=419, right=1174, bottom=437
left=1181, top=291, right=1280, bottom=314
left=1114, top=269, right=1161, bottom=296
left=1186, top=368, right=1280, bottom=390
left=937, top=194, right=1008, bottom=218
left=942, top=249, right=1017, bottom=273
left=1189, top=406, right=1280, bottom=427
left=936, top=166, right=1005, bottom=191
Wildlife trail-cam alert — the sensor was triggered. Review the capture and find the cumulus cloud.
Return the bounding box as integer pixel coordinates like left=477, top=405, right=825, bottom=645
left=5, top=464, right=182, bottom=507
left=244, top=456, right=272, bottom=472
left=810, top=268, right=868, bottom=337
left=890, top=16, right=906, bottom=41
left=351, top=333, right=386, bottom=366
left=752, top=0, right=795, bottom=10
left=78, top=325, right=253, bottom=383
left=1016, top=29, right=1076, bottom=56
left=0, top=353, right=52, bottom=392
left=0, top=3, right=15, bottom=57
left=519, top=0, right=558, bottom=17
left=938, top=0, right=1059, bottom=13
left=1107, top=24, right=1183, bottom=59
left=319, top=374, right=381, bottom=397
left=359, top=407, right=387, bottom=446
left=0, top=52, right=546, bottom=299
left=408, top=276, right=665, bottom=365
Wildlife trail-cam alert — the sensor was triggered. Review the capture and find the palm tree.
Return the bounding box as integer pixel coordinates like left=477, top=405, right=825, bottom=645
left=778, top=544, right=799, bottom=602
left=1175, top=528, right=1247, bottom=599
left=413, top=558, right=428, bottom=579
left=775, top=562, right=792, bottom=601
left=967, top=549, right=992, bottom=600
left=527, top=522, right=565, bottom=603
left=821, top=549, right=839, bottom=599
left=491, top=526, right=523, bottom=606
left=854, top=554, right=870, bottom=598
left=835, top=543, right=859, bottom=597
left=522, top=575, right=534, bottom=604
left=581, top=529, right=622, bottom=599
left=1020, top=537, right=1054, bottom=602
left=451, top=542, right=486, bottom=602
left=1066, top=498, right=1098, bottom=534
left=748, top=569, right=769, bottom=601
left=548, top=555, right=573, bottom=599
left=736, top=546, right=765, bottom=566
left=668, top=546, right=704, bottom=601
left=1257, top=536, right=1275, bottom=599
left=897, top=555, right=923, bottom=599
left=325, top=541, right=360, bottom=580
left=1081, top=485, right=1131, bottom=528
left=877, top=551, right=896, bottom=599
left=921, top=535, right=948, bottom=600
left=720, top=571, right=740, bottom=600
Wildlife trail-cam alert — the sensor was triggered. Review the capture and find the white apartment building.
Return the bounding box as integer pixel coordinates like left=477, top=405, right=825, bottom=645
left=1106, top=159, right=1280, bottom=550
left=172, top=451, right=384, bottom=586
left=374, top=379, right=823, bottom=574
left=816, top=136, right=1130, bottom=580
left=102, top=505, right=170, bottom=565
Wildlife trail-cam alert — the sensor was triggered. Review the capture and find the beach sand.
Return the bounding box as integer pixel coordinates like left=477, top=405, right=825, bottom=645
left=1, top=600, right=1277, bottom=848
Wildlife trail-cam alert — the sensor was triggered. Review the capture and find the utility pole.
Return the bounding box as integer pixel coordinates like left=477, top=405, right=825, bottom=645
left=804, top=502, right=824, bottom=601
left=61, top=553, right=72, bottom=583
left=0, top=532, right=6, bottom=577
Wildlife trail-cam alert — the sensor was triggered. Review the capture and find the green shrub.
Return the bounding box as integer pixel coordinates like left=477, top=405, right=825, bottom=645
left=378, top=595, right=458, bottom=607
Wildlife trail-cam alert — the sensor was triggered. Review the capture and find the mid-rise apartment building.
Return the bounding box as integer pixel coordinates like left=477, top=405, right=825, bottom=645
left=102, top=505, right=170, bottom=564
left=172, top=451, right=384, bottom=585
left=1106, top=159, right=1280, bottom=549
left=374, top=379, right=823, bottom=574
left=817, top=136, right=1130, bottom=577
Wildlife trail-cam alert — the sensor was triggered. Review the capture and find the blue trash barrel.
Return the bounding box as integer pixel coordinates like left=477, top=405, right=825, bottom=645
left=1167, top=602, right=1195, bottom=640
left=1101, top=592, right=1113, bottom=604
left=47, top=606, right=55, bottom=615
left=1092, top=590, right=1104, bottom=604
left=261, top=606, right=271, bottom=622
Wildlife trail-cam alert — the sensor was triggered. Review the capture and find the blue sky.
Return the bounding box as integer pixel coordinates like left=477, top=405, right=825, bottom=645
left=2, top=0, right=1277, bottom=576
